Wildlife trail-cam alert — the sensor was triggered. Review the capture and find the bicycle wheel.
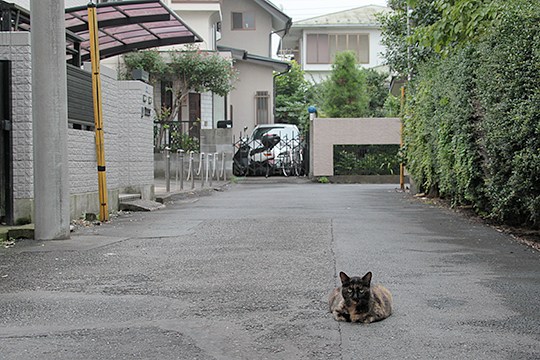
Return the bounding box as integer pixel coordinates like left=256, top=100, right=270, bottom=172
left=281, top=152, right=292, bottom=177
left=292, top=151, right=303, bottom=177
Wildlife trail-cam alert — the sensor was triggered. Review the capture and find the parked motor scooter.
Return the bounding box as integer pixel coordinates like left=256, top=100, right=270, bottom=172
left=233, top=137, right=250, bottom=176
left=249, top=133, right=281, bottom=177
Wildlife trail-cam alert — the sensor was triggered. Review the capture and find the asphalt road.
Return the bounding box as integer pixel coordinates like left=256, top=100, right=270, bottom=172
left=1, top=181, right=539, bottom=359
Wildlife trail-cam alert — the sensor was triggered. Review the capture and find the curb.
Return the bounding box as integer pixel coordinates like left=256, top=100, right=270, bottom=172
left=155, top=182, right=230, bottom=204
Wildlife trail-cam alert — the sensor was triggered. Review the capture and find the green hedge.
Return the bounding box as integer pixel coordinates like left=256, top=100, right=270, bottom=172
left=334, top=145, right=400, bottom=175
left=404, top=2, right=540, bottom=227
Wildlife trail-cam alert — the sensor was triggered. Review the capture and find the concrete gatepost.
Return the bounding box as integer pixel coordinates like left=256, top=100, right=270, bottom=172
left=31, top=0, right=70, bottom=240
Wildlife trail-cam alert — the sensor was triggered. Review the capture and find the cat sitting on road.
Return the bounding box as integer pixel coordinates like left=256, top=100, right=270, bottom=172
left=329, top=271, right=392, bottom=323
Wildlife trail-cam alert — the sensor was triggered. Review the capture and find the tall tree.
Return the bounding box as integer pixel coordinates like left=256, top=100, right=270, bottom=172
left=274, top=60, right=311, bottom=130
left=323, top=51, right=369, bottom=118
left=378, top=0, right=440, bottom=76
left=379, top=0, right=503, bottom=77
left=364, top=68, right=390, bottom=117
left=412, top=0, right=502, bottom=54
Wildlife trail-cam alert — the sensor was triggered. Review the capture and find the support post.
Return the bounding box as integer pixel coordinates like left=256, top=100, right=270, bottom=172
left=165, top=147, right=170, bottom=193
left=201, top=153, right=206, bottom=188
left=400, top=86, right=405, bottom=191
left=31, top=0, right=70, bottom=240
left=190, top=151, right=195, bottom=190
left=208, top=153, right=213, bottom=187
left=178, top=150, right=184, bottom=190
left=88, top=3, right=109, bottom=221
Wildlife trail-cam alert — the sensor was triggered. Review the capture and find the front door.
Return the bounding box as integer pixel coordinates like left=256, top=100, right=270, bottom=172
left=0, top=61, right=12, bottom=224
left=188, top=93, right=200, bottom=141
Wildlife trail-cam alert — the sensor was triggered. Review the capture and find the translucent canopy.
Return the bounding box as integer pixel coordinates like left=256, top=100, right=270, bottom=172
left=65, top=0, right=202, bottom=62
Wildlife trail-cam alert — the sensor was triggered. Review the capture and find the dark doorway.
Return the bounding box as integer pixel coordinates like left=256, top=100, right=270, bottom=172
left=0, top=60, right=12, bottom=224
left=188, top=93, right=200, bottom=140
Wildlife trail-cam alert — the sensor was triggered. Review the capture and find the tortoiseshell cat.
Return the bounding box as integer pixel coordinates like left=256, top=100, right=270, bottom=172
left=329, top=271, right=392, bottom=323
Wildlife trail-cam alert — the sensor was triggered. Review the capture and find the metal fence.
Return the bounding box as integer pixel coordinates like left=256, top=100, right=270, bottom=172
left=232, top=134, right=307, bottom=177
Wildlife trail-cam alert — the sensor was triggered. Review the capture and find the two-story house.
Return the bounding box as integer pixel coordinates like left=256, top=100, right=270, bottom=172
left=216, top=0, right=291, bottom=137
left=56, top=0, right=291, bottom=144
left=163, top=0, right=292, bottom=141
left=12, top=0, right=291, bottom=144
left=281, top=5, right=391, bottom=83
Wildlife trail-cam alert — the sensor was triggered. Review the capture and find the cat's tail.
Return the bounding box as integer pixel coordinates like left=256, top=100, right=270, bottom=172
left=328, top=287, right=341, bottom=312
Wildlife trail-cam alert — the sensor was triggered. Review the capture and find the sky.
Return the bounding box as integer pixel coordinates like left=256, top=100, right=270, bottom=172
left=272, top=0, right=389, bottom=21
left=11, top=1, right=389, bottom=21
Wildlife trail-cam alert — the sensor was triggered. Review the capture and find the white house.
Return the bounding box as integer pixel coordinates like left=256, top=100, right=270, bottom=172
left=281, top=5, right=392, bottom=83
left=137, top=0, right=292, bottom=143
left=96, top=1, right=292, bottom=173
left=22, top=0, right=291, bottom=143
left=217, top=0, right=291, bottom=138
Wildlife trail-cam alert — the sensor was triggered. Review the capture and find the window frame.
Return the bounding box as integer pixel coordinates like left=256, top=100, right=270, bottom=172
left=231, top=11, right=256, bottom=31
left=306, top=33, right=370, bottom=64
left=255, top=91, right=269, bottom=125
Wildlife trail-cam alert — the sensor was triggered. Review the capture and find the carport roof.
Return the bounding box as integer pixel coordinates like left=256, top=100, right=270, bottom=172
left=66, top=0, right=202, bottom=62
left=0, top=0, right=202, bottom=63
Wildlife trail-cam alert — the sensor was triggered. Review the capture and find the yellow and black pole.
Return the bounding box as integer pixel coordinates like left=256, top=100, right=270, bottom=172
left=88, top=3, right=109, bottom=221
left=400, top=86, right=405, bottom=191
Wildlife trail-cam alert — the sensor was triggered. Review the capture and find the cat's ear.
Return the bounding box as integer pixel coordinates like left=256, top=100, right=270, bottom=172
left=339, top=271, right=350, bottom=284
left=362, top=271, right=372, bottom=284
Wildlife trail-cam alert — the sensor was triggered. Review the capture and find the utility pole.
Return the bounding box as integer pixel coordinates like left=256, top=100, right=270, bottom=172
left=31, top=0, right=70, bottom=240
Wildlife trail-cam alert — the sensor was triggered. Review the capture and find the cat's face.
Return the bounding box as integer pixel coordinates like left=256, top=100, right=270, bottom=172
left=340, top=271, right=372, bottom=302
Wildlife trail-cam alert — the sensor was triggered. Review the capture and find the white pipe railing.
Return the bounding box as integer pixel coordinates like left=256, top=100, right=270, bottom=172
left=166, top=150, right=227, bottom=192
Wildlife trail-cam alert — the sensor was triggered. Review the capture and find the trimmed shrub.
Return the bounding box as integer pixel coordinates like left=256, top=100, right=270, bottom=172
left=334, top=145, right=400, bottom=176
left=475, top=2, right=540, bottom=226
left=404, top=1, right=540, bottom=227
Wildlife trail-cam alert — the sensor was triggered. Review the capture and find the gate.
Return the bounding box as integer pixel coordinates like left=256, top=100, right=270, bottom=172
left=232, top=132, right=308, bottom=177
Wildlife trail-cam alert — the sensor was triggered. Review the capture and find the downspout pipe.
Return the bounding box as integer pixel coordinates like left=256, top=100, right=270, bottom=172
left=268, top=18, right=292, bottom=58
left=269, top=28, right=287, bottom=58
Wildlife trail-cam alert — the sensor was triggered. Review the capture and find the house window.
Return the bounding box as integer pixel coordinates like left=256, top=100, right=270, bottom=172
left=255, top=91, right=269, bottom=125
left=306, top=33, right=369, bottom=64
left=306, top=34, right=329, bottom=64
left=232, top=12, right=255, bottom=30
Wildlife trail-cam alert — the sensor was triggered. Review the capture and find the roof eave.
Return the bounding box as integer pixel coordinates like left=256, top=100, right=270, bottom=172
left=291, top=23, right=381, bottom=29
left=254, top=0, right=292, bottom=36
left=218, top=45, right=290, bottom=72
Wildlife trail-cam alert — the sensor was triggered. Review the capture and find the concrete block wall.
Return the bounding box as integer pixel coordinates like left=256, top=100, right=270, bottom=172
left=310, top=117, right=402, bottom=177
left=116, top=80, right=154, bottom=199
left=0, top=33, right=34, bottom=221
left=1, top=33, right=154, bottom=222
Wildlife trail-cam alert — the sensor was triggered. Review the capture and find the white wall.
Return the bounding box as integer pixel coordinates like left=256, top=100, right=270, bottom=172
left=200, top=92, right=213, bottom=129
left=166, top=6, right=220, bottom=51
left=229, top=61, right=275, bottom=140
left=219, top=0, right=273, bottom=57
